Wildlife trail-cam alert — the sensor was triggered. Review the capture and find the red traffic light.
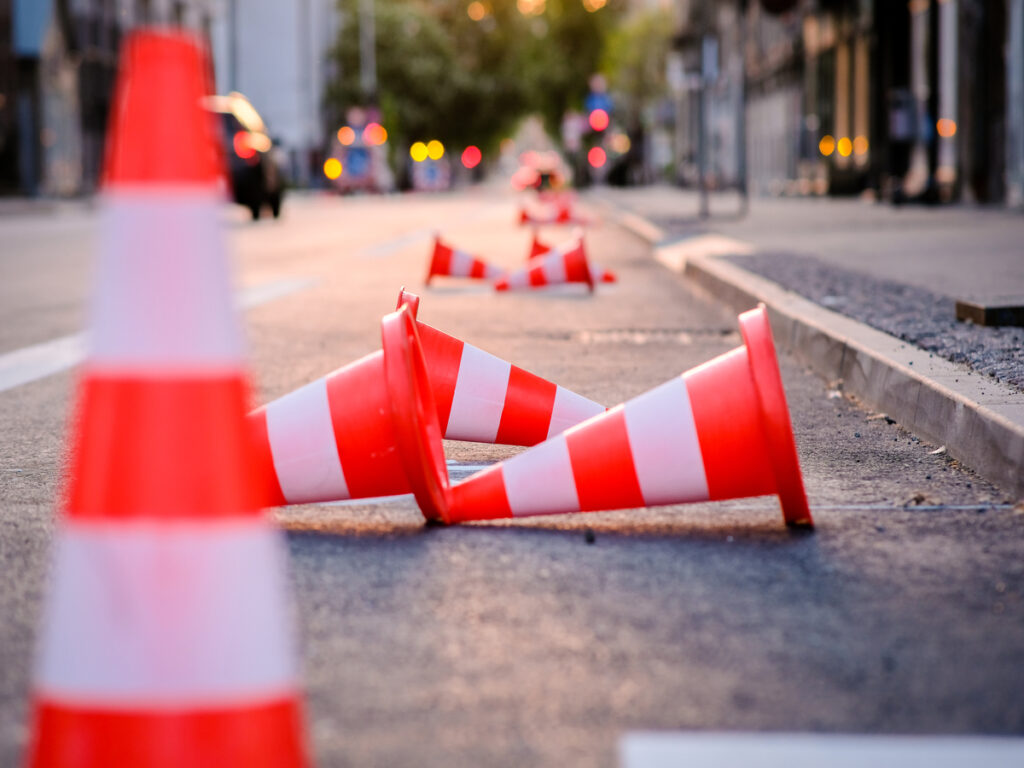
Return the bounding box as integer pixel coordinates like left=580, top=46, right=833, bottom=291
left=462, top=145, right=482, bottom=169
left=587, top=147, right=606, bottom=168
left=588, top=109, right=609, bottom=132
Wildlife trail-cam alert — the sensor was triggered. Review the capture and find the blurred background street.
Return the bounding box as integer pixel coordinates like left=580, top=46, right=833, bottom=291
left=1, top=0, right=1023, bottom=765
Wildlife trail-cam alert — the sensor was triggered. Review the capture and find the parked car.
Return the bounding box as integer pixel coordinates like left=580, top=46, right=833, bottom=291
left=204, top=92, right=285, bottom=219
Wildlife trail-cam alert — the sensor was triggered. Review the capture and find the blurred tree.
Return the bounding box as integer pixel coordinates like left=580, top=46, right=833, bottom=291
left=325, top=0, right=624, bottom=163
left=600, top=8, right=673, bottom=132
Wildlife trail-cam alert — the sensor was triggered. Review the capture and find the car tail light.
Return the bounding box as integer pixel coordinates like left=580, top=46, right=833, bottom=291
left=233, top=131, right=256, bottom=160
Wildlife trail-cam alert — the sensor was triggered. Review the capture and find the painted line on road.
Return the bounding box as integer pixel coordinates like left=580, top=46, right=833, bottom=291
left=0, top=277, right=316, bottom=393
left=620, top=732, right=1024, bottom=768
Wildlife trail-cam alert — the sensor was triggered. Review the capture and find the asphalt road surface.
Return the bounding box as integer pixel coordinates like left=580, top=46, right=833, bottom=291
left=1, top=190, right=1021, bottom=766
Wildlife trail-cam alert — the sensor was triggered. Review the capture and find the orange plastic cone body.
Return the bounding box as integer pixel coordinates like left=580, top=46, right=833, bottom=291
left=396, top=289, right=606, bottom=445
left=446, top=305, right=812, bottom=528
left=26, top=31, right=308, bottom=768
left=425, top=235, right=504, bottom=284
left=496, top=240, right=595, bottom=292
left=529, top=232, right=616, bottom=283
left=249, top=306, right=449, bottom=518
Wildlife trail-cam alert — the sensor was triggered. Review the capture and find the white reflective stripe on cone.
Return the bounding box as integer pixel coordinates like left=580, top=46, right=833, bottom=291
left=35, top=520, right=298, bottom=706
left=449, top=249, right=473, bottom=277
left=503, top=433, right=580, bottom=516
left=546, top=386, right=605, bottom=439
left=446, top=344, right=512, bottom=442
left=91, top=191, right=243, bottom=369
left=485, top=263, right=505, bottom=279
left=623, top=376, right=709, bottom=506
left=265, top=377, right=350, bottom=503
left=541, top=250, right=567, bottom=284
left=504, top=270, right=531, bottom=289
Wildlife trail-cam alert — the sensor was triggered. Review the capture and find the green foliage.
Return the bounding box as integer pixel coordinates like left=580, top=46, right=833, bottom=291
left=324, top=0, right=624, bottom=156
left=600, top=8, right=673, bottom=131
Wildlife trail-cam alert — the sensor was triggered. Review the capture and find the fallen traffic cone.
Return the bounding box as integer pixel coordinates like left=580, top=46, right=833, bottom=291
left=425, top=234, right=504, bottom=284
left=496, top=239, right=595, bottom=292
left=249, top=304, right=449, bottom=517
left=26, top=31, right=309, bottom=767
left=445, top=305, right=813, bottom=528
left=396, top=288, right=605, bottom=444
left=528, top=231, right=616, bottom=283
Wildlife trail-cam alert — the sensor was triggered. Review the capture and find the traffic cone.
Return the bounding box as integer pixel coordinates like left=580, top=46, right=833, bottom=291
left=425, top=234, right=504, bottom=284
left=528, top=231, right=616, bottom=283
left=26, top=31, right=308, bottom=767
left=444, top=305, right=813, bottom=528
left=396, top=288, right=606, bottom=445
left=249, top=305, right=450, bottom=518
left=496, top=239, right=595, bottom=292
left=519, top=202, right=591, bottom=226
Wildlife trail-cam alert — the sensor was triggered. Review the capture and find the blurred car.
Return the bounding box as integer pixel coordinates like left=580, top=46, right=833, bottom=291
left=204, top=92, right=286, bottom=219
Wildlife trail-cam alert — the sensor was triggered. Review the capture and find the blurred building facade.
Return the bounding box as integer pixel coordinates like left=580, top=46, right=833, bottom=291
left=672, top=0, right=1024, bottom=208
left=210, top=0, right=338, bottom=187
left=0, top=0, right=217, bottom=196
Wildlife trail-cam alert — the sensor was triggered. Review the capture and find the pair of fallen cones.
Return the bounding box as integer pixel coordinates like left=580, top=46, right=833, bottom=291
left=425, top=232, right=615, bottom=291
left=254, top=288, right=813, bottom=529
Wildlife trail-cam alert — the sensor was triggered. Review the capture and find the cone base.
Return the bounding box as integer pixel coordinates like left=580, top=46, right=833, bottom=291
left=28, top=697, right=307, bottom=768
left=737, top=305, right=813, bottom=527
left=382, top=307, right=450, bottom=521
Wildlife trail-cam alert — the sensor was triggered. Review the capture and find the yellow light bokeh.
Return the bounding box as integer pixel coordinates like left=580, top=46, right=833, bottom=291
left=337, top=126, right=355, bottom=146
left=323, top=158, right=342, bottom=180
left=426, top=140, right=445, bottom=160
left=853, top=135, right=869, bottom=155
left=837, top=137, right=852, bottom=157
left=467, top=1, right=486, bottom=20
left=937, top=118, right=957, bottom=138
left=517, top=0, right=544, bottom=15
left=818, top=135, right=835, bottom=156
left=410, top=142, right=429, bottom=162
left=611, top=133, right=631, bottom=154
left=583, top=0, right=607, bottom=11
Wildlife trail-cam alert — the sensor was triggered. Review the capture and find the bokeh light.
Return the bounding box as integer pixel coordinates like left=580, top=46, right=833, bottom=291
left=837, top=137, right=852, bottom=157
left=323, top=158, right=342, bottom=179
left=818, top=134, right=835, bottom=156
left=467, top=1, right=486, bottom=20
left=587, top=147, right=606, bottom=168
left=363, top=122, right=387, bottom=145
left=427, top=140, right=445, bottom=160
left=610, top=133, right=631, bottom=154
left=937, top=118, right=957, bottom=138
left=410, top=142, right=428, bottom=162
left=853, top=135, right=869, bottom=155
left=462, top=145, right=482, bottom=169
left=588, top=108, right=609, bottom=132
left=517, top=0, right=545, bottom=16
left=583, top=0, right=607, bottom=10
left=337, top=126, right=356, bottom=146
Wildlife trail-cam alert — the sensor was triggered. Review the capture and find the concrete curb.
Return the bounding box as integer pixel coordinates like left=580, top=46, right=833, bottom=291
left=600, top=198, right=1024, bottom=499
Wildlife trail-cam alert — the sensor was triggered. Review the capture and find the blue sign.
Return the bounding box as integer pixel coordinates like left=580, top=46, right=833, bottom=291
left=584, top=92, right=613, bottom=115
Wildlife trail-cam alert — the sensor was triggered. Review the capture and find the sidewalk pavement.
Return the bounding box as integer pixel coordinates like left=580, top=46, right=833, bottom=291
left=591, top=185, right=1024, bottom=498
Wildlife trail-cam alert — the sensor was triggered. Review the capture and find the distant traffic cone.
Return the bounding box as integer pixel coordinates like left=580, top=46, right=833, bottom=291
left=396, top=288, right=606, bottom=445
left=425, top=234, right=505, bottom=284
left=445, top=305, right=813, bottom=528
left=249, top=305, right=449, bottom=517
left=496, top=239, right=595, bottom=292
left=26, top=31, right=308, bottom=767
left=528, top=231, right=616, bottom=283
left=519, top=202, right=592, bottom=226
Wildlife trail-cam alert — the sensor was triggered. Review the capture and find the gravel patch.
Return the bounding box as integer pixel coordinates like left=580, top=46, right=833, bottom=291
left=722, top=252, right=1024, bottom=392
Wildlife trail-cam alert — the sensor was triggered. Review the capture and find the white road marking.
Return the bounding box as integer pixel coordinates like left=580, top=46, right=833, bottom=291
left=620, top=732, right=1024, bottom=768
left=0, top=277, right=316, bottom=393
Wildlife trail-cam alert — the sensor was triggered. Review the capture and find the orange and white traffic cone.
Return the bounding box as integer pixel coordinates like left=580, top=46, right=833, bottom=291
left=528, top=231, right=616, bottom=283
left=249, top=305, right=449, bottom=517
left=519, top=202, right=592, bottom=227
left=425, top=234, right=504, bottom=284
left=26, top=31, right=309, bottom=767
left=444, top=305, right=813, bottom=528
left=496, top=238, right=595, bottom=292
left=396, top=288, right=605, bottom=445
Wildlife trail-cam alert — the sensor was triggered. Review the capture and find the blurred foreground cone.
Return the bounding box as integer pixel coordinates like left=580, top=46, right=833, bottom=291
left=445, top=305, right=813, bottom=528
left=496, top=239, right=595, bottom=292
left=27, top=31, right=308, bottom=767
left=249, top=305, right=449, bottom=518
left=425, top=235, right=504, bottom=284
left=396, top=288, right=605, bottom=445
left=529, top=231, right=616, bottom=283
